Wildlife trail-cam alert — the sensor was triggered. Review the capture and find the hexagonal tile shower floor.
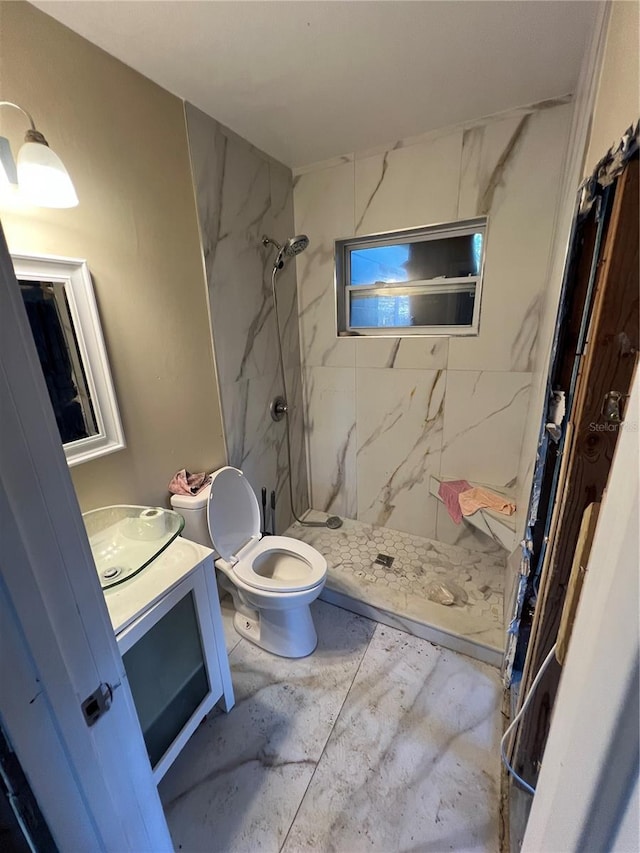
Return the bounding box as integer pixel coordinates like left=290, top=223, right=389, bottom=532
left=285, top=511, right=507, bottom=666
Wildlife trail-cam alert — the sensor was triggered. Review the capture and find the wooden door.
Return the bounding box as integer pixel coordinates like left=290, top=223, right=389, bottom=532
left=513, top=156, right=639, bottom=784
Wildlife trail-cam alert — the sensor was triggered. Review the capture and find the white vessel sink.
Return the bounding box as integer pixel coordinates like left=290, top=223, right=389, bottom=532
left=83, top=505, right=185, bottom=589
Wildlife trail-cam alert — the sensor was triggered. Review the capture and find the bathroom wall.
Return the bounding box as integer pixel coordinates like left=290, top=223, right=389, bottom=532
left=185, top=104, right=308, bottom=533
left=583, top=0, right=640, bottom=177
left=0, top=1, right=226, bottom=509
left=293, top=99, right=573, bottom=549
left=514, top=1, right=639, bottom=556
left=518, top=0, right=640, bottom=544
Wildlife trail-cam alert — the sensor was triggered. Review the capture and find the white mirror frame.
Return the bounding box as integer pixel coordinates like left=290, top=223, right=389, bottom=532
left=11, top=252, right=125, bottom=466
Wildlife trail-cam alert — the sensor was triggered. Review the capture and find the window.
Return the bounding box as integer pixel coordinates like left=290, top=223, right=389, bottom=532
left=335, top=218, right=486, bottom=336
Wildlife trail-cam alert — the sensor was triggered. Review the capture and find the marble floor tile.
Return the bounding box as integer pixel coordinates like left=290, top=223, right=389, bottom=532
left=282, top=624, right=502, bottom=853
left=158, top=601, right=375, bottom=853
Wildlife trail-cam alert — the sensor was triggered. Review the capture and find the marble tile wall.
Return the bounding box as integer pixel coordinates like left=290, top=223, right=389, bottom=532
left=293, top=99, right=574, bottom=549
left=186, top=104, right=308, bottom=532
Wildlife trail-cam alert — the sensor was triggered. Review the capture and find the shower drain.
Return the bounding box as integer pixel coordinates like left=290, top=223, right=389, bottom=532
left=374, top=553, right=394, bottom=568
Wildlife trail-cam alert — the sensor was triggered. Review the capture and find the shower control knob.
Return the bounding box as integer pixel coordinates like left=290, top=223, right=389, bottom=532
left=270, top=396, right=288, bottom=422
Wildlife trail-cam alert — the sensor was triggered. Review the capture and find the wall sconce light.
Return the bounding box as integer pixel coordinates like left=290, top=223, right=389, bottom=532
left=0, top=101, right=79, bottom=208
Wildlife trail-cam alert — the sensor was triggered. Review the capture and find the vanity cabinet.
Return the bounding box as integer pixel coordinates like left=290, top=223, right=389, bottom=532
left=104, top=537, right=234, bottom=783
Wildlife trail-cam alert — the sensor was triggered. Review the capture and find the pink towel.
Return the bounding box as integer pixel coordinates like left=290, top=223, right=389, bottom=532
left=168, top=469, right=211, bottom=497
left=459, top=486, right=516, bottom=518
left=438, top=480, right=472, bottom=524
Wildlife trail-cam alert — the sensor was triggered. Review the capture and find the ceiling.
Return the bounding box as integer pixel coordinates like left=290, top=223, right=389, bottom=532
left=32, top=1, right=598, bottom=168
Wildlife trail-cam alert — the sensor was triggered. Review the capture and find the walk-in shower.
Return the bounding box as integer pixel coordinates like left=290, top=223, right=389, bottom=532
left=262, top=234, right=343, bottom=530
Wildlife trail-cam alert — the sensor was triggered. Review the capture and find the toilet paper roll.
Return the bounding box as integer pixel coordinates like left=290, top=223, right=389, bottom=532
left=137, top=507, right=166, bottom=540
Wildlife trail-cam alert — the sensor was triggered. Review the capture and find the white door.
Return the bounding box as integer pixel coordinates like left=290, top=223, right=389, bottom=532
left=0, top=224, right=173, bottom=851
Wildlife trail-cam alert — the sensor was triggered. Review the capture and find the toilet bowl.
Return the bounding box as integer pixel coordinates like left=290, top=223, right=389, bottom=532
left=171, top=467, right=327, bottom=658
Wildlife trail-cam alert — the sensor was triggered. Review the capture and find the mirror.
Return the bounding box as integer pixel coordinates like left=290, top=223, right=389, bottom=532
left=12, top=253, right=125, bottom=466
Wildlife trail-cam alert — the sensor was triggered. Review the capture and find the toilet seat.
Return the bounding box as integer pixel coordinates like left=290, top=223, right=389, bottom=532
left=231, top=536, right=326, bottom=593
left=207, top=467, right=326, bottom=594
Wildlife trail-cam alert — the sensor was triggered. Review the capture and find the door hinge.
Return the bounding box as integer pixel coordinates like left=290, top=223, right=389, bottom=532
left=602, top=390, right=628, bottom=424
left=81, top=682, right=117, bottom=727
left=545, top=390, right=566, bottom=442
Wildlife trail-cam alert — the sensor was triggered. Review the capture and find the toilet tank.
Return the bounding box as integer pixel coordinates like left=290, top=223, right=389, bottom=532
left=170, top=484, right=212, bottom=548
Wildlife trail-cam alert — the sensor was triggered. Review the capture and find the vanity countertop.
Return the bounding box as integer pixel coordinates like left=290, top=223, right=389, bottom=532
left=104, top=536, right=214, bottom=635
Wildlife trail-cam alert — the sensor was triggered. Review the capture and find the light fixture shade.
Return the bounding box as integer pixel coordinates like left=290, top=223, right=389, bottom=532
left=0, top=136, right=18, bottom=187
left=17, top=141, right=78, bottom=208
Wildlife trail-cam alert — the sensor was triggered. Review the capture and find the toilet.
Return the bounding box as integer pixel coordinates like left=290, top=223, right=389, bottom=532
left=171, top=466, right=327, bottom=658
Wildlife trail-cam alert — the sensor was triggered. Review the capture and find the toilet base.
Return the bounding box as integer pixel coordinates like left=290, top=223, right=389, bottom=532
left=233, top=604, right=318, bottom=658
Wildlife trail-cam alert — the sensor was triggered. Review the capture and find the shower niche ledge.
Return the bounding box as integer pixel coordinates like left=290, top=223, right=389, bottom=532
left=429, top=475, right=518, bottom=551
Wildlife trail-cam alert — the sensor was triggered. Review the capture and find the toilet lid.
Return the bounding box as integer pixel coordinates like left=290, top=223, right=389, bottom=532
left=206, top=467, right=260, bottom=562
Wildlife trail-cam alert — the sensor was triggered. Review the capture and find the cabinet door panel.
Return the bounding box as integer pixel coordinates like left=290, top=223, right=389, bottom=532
left=118, top=568, right=223, bottom=776
left=123, top=589, right=209, bottom=767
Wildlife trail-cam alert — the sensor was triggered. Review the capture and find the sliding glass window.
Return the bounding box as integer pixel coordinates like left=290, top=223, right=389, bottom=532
left=335, top=218, right=487, bottom=336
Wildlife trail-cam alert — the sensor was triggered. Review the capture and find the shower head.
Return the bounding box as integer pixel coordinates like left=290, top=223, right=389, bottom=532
left=284, top=234, right=309, bottom=257
left=262, top=234, right=309, bottom=269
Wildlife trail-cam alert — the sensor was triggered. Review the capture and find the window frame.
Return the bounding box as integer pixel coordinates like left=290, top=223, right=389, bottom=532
left=335, top=217, right=487, bottom=337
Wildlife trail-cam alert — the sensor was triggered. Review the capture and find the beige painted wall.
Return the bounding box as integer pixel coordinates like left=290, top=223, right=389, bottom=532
left=0, top=1, right=226, bottom=510
left=584, top=0, right=640, bottom=175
